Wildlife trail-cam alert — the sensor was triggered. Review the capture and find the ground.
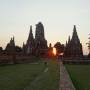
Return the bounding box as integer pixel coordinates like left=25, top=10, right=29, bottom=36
left=65, top=64, right=90, bottom=90
left=0, top=59, right=59, bottom=90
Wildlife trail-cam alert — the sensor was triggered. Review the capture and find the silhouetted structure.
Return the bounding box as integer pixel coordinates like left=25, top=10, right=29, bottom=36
left=48, top=43, right=53, bottom=57
left=0, top=47, right=3, bottom=52
left=5, top=36, right=15, bottom=54
left=35, top=22, right=48, bottom=56
left=22, top=42, right=27, bottom=54
left=26, top=26, right=35, bottom=55
left=23, top=22, right=48, bottom=57
left=3, top=24, right=84, bottom=59
left=54, top=42, right=64, bottom=56
left=86, top=34, right=90, bottom=57
left=15, top=46, right=22, bottom=53
left=64, top=25, right=83, bottom=57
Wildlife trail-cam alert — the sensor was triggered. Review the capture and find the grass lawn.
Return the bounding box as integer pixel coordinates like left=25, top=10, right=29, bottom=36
left=65, top=64, right=90, bottom=90
left=0, top=59, right=60, bottom=90
left=27, top=60, right=60, bottom=90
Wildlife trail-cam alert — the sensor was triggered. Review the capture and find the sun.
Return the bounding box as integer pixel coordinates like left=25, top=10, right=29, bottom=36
left=53, top=47, right=57, bottom=56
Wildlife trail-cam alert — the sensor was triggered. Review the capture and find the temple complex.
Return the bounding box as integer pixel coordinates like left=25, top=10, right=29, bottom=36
left=3, top=24, right=84, bottom=58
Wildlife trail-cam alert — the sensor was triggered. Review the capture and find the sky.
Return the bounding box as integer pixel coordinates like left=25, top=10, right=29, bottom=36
left=0, top=0, right=90, bottom=55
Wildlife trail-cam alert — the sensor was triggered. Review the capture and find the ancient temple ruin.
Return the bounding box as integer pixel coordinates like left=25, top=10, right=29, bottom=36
left=64, top=25, right=83, bottom=57
left=26, top=26, right=35, bottom=55
left=5, top=36, right=15, bottom=53
left=24, top=22, right=48, bottom=56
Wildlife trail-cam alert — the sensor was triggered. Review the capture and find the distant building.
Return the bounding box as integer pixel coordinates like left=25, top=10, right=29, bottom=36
left=23, top=22, right=48, bottom=56
left=54, top=42, right=64, bottom=56
left=35, top=22, right=48, bottom=56
left=0, top=47, right=3, bottom=54
left=26, top=26, right=35, bottom=55
left=64, top=25, right=83, bottom=57
left=5, top=36, right=16, bottom=54
left=48, top=43, right=53, bottom=57
left=22, top=42, right=27, bottom=54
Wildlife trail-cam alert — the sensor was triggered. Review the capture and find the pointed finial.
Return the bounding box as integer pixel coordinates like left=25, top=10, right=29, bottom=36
left=49, top=43, right=52, bottom=48
left=74, top=25, right=76, bottom=28
left=68, top=36, right=70, bottom=43
left=73, top=25, right=76, bottom=32
left=13, top=36, right=14, bottom=41
left=72, top=25, right=78, bottom=37
left=30, top=25, right=32, bottom=32
left=66, top=41, right=67, bottom=46
left=23, top=42, right=25, bottom=47
left=23, top=42, right=25, bottom=46
left=11, top=37, right=12, bottom=41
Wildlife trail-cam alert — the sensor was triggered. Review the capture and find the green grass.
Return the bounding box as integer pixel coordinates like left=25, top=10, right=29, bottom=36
left=0, top=59, right=60, bottom=90
left=65, top=64, right=90, bottom=90
left=0, top=63, right=45, bottom=90
left=27, top=60, right=60, bottom=90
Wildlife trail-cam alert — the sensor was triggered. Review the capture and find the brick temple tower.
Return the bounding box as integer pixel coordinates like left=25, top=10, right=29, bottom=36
left=64, top=25, right=83, bottom=57
left=35, top=22, right=48, bottom=56
left=26, top=26, right=35, bottom=54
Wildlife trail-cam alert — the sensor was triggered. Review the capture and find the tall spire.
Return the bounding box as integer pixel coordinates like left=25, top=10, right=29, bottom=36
left=28, top=26, right=34, bottom=43
left=35, top=22, right=45, bottom=40
left=30, top=25, right=32, bottom=34
left=23, top=42, right=25, bottom=47
left=28, top=25, right=34, bottom=40
left=11, top=37, right=12, bottom=41
left=26, top=25, right=35, bottom=54
left=64, top=25, right=83, bottom=57
left=13, top=36, right=14, bottom=41
left=71, top=25, right=80, bottom=43
left=66, top=41, right=67, bottom=46
left=73, top=25, right=77, bottom=36
left=74, top=25, right=76, bottom=31
left=68, top=36, right=70, bottom=44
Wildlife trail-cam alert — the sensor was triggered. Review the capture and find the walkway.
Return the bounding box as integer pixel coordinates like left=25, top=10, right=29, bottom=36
left=59, top=61, right=76, bottom=90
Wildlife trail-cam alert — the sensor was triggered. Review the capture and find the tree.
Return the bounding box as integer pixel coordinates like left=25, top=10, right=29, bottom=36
left=86, top=34, right=90, bottom=57
left=15, top=46, right=22, bottom=53
left=54, top=42, right=64, bottom=56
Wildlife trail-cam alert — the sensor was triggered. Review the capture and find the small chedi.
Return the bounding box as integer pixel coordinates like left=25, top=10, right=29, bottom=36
left=5, top=37, right=16, bottom=54
left=5, top=37, right=22, bottom=55
left=64, top=25, right=83, bottom=58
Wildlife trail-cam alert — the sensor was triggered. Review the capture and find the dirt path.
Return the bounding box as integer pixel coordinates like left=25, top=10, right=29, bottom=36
left=59, top=61, right=76, bottom=90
